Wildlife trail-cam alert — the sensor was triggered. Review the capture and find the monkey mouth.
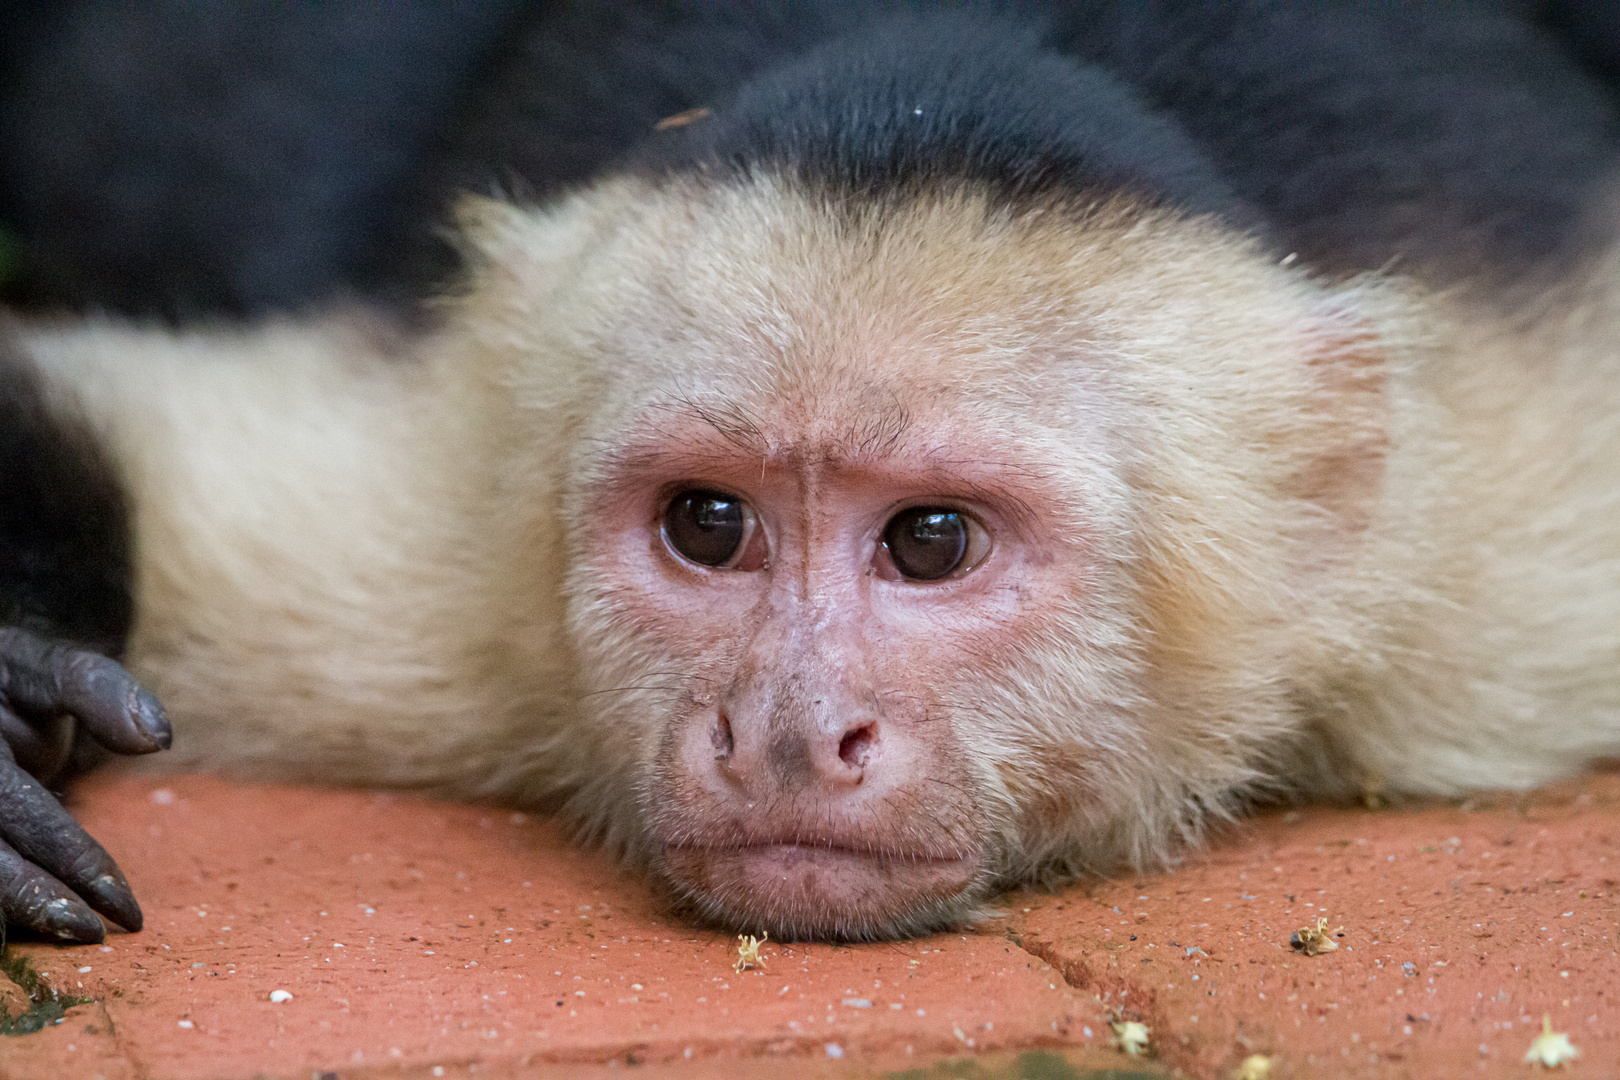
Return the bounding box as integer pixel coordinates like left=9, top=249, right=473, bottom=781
left=659, top=839, right=983, bottom=940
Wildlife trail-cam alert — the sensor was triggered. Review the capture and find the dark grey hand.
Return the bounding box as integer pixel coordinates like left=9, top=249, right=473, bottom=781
left=0, top=627, right=170, bottom=942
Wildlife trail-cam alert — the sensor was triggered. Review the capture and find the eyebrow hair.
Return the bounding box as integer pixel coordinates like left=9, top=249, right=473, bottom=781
left=652, top=384, right=914, bottom=465
left=846, top=383, right=913, bottom=461
left=661, top=396, right=769, bottom=455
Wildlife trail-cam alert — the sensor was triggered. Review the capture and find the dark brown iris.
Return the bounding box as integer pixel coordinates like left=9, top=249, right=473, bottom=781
left=664, top=490, right=748, bottom=567
left=883, top=508, right=968, bottom=580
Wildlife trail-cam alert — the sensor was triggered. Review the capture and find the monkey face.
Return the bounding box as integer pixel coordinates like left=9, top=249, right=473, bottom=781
left=520, top=183, right=1122, bottom=938
left=575, top=386, right=1113, bottom=938
left=491, top=178, right=1392, bottom=938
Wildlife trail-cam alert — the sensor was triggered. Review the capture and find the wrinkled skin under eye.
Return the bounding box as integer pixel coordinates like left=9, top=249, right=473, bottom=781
left=664, top=489, right=756, bottom=568
left=882, top=507, right=981, bottom=581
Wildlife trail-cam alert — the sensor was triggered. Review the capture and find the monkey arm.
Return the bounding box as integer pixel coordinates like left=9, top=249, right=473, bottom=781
left=1, top=329, right=170, bottom=940
left=20, top=314, right=574, bottom=795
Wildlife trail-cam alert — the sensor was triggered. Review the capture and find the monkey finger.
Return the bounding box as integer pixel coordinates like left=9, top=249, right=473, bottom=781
left=0, top=757, right=141, bottom=931
left=0, top=836, right=107, bottom=943
left=0, top=703, right=73, bottom=781
left=0, top=627, right=171, bottom=755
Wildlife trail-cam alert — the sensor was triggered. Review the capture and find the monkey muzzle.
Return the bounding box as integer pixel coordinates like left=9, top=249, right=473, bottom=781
left=650, top=683, right=986, bottom=940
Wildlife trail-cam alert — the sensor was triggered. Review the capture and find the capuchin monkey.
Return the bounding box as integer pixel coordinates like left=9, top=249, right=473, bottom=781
left=2, top=6, right=1620, bottom=943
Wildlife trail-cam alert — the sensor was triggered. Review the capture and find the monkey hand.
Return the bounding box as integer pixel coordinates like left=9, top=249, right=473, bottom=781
left=0, top=627, right=169, bottom=942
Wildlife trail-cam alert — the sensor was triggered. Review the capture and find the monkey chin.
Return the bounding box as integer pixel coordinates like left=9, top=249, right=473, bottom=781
left=658, top=842, right=987, bottom=942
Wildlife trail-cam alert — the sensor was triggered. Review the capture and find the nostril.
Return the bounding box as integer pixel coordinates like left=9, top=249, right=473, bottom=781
left=711, top=712, right=735, bottom=759
left=838, top=724, right=876, bottom=770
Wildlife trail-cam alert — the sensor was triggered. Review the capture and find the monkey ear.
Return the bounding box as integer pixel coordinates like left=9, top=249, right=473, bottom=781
left=1286, top=292, right=1393, bottom=539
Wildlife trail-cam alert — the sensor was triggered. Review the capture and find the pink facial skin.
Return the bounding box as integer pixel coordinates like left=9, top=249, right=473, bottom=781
left=579, top=394, right=1093, bottom=939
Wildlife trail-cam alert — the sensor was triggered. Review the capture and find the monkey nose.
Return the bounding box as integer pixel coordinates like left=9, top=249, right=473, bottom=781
left=837, top=723, right=876, bottom=770
left=711, top=712, right=735, bottom=759
left=709, top=709, right=877, bottom=793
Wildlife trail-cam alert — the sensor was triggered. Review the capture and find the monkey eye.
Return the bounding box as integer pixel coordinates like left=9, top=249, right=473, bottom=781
left=663, top=489, right=764, bottom=570
left=880, top=507, right=989, bottom=581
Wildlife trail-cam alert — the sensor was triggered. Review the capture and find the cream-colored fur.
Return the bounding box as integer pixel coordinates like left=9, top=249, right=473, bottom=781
left=24, top=312, right=574, bottom=797
left=18, top=175, right=1620, bottom=928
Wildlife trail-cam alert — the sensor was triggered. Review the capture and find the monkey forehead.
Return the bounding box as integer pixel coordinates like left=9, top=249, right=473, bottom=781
left=483, top=173, right=1348, bottom=519
left=603, top=179, right=1146, bottom=382
left=590, top=340, right=1109, bottom=475
left=575, top=182, right=1306, bottom=459
left=543, top=176, right=1321, bottom=420
left=553, top=187, right=1079, bottom=429
left=476, top=173, right=1327, bottom=427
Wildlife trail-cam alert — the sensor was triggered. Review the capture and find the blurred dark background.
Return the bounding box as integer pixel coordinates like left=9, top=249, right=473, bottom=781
left=0, top=1, right=525, bottom=318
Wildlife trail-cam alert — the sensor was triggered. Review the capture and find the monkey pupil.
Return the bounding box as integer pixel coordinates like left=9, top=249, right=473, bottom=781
left=884, top=509, right=967, bottom=581
left=665, top=490, right=746, bottom=566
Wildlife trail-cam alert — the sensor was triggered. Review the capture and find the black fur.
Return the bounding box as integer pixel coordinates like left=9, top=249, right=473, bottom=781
left=0, top=329, right=132, bottom=656
left=3, top=4, right=1619, bottom=310
left=382, top=4, right=925, bottom=294
left=1048, top=5, right=1620, bottom=283
left=350, top=3, right=1620, bottom=294
left=628, top=12, right=1247, bottom=220
left=1535, top=0, right=1620, bottom=89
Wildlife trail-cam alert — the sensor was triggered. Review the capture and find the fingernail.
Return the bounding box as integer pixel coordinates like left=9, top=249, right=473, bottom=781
left=84, top=872, right=143, bottom=932
left=133, top=689, right=173, bottom=750
left=42, top=895, right=106, bottom=944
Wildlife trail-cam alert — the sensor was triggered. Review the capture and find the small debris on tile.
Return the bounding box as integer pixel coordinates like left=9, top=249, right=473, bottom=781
left=269, top=990, right=293, bottom=1003
left=1112, top=1019, right=1152, bottom=1055
left=1233, top=1054, right=1273, bottom=1079
left=1524, top=1015, right=1579, bottom=1067
left=734, top=931, right=768, bottom=973
left=1289, top=915, right=1342, bottom=956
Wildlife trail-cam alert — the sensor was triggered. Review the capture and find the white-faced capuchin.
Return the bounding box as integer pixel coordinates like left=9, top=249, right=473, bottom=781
left=1, top=6, right=1619, bottom=944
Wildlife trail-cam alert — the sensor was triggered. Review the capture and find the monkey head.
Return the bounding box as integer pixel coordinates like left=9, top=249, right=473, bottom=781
left=459, top=174, right=1393, bottom=940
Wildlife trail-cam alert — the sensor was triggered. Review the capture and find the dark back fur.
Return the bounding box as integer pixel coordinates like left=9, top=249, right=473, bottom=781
left=625, top=11, right=1245, bottom=220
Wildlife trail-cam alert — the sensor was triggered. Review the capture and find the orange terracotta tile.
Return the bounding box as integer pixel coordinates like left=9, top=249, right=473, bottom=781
left=2, top=770, right=1617, bottom=1079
